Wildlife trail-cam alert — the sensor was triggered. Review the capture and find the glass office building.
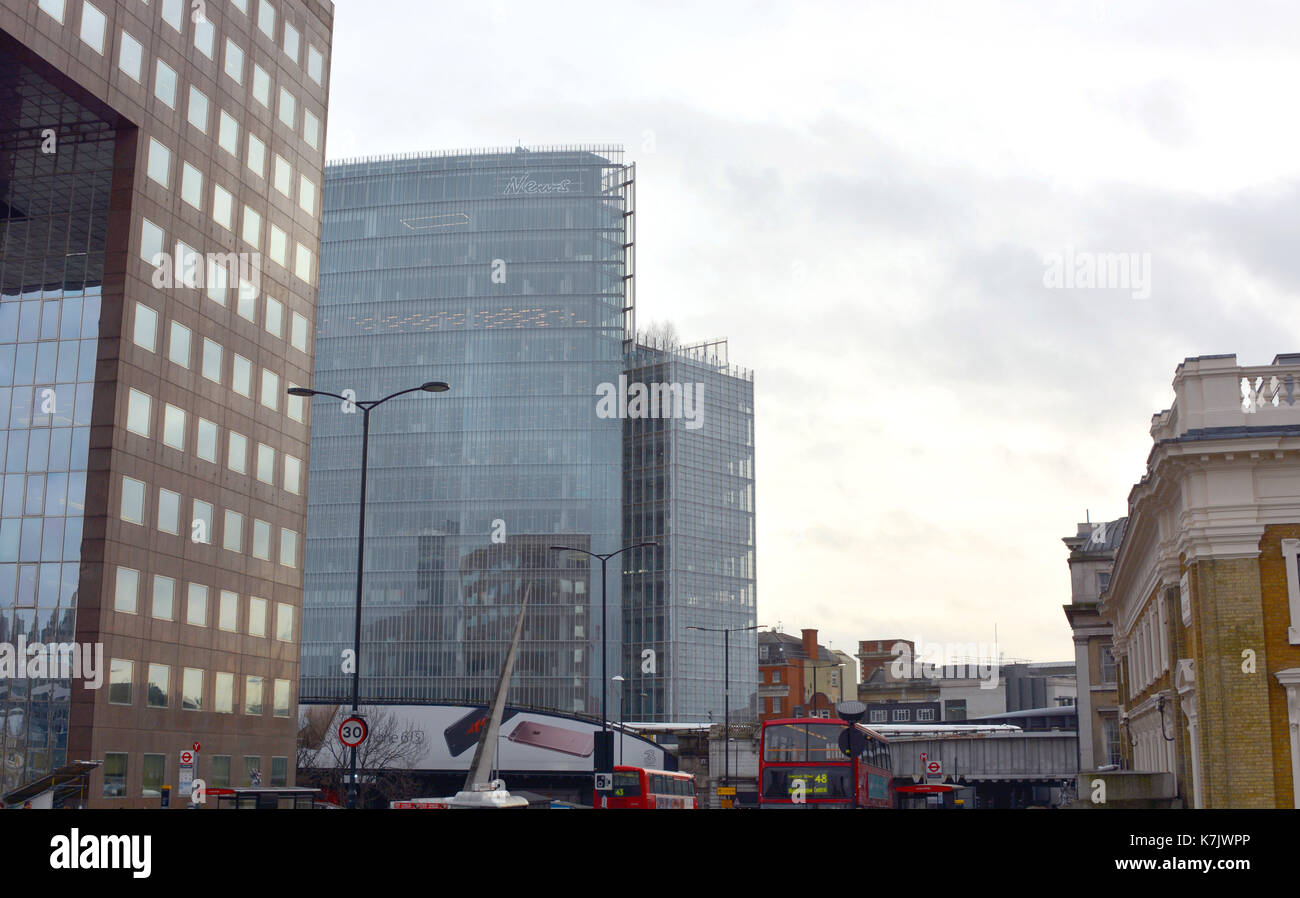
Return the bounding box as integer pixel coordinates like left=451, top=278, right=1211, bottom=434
left=1, top=0, right=333, bottom=805
left=622, top=338, right=757, bottom=721
left=0, top=46, right=111, bottom=794
left=302, top=147, right=636, bottom=715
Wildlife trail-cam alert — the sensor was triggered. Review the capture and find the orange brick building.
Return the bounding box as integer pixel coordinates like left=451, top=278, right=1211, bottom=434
left=757, top=629, right=851, bottom=721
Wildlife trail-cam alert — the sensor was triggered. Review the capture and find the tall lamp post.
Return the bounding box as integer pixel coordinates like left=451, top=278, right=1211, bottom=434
left=806, top=660, right=843, bottom=716
left=288, top=381, right=450, bottom=808
left=612, top=675, right=625, bottom=766
left=687, top=623, right=761, bottom=794
left=549, top=541, right=657, bottom=791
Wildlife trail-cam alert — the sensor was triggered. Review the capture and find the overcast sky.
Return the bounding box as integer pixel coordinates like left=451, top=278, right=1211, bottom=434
left=324, top=0, right=1300, bottom=668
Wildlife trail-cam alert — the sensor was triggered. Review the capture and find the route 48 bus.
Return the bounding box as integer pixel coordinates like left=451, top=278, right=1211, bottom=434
left=758, top=717, right=894, bottom=808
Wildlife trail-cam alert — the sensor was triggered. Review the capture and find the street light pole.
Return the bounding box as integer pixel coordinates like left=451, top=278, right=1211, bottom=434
left=612, top=675, right=625, bottom=766
left=687, top=623, right=761, bottom=798
left=289, top=381, right=449, bottom=808
left=549, top=542, right=657, bottom=789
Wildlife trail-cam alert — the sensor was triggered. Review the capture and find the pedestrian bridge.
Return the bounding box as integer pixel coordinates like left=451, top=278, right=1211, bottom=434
left=889, top=731, right=1078, bottom=783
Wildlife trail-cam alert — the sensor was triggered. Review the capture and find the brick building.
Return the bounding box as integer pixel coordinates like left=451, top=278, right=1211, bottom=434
left=757, top=628, right=851, bottom=720
left=0, top=0, right=333, bottom=805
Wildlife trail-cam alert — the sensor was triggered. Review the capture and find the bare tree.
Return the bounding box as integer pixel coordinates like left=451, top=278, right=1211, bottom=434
left=642, top=319, right=680, bottom=349
left=297, top=706, right=426, bottom=807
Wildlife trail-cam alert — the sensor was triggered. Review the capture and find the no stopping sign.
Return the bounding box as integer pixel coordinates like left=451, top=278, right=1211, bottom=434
left=339, top=716, right=369, bottom=748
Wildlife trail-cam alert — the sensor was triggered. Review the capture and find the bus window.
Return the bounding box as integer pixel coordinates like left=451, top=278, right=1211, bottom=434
left=612, top=771, right=641, bottom=797
left=762, top=723, right=846, bottom=762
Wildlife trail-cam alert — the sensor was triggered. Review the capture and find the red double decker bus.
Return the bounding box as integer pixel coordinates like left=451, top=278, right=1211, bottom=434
left=594, top=766, right=698, bottom=809
left=758, top=717, right=894, bottom=808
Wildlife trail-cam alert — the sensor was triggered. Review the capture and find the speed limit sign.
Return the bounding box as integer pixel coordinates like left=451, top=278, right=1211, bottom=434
left=339, top=716, right=369, bottom=748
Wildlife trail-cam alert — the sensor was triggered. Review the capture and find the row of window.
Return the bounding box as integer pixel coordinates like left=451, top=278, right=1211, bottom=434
left=868, top=707, right=936, bottom=722
left=117, top=473, right=300, bottom=563
left=120, top=386, right=302, bottom=487
left=40, top=0, right=324, bottom=149
left=101, top=751, right=289, bottom=798
left=108, top=660, right=290, bottom=717
left=146, top=129, right=317, bottom=222
left=139, top=224, right=313, bottom=368
left=143, top=219, right=313, bottom=303
left=1129, top=598, right=1168, bottom=698
left=112, top=569, right=296, bottom=638
left=131, top=301, right=308, bottom=428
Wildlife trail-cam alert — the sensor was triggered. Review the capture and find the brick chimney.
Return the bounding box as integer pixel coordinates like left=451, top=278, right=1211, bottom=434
left=801, top=628, right=818, bottom=659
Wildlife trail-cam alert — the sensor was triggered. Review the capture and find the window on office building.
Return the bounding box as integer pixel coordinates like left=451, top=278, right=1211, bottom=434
left=103, top=752, right=127, bottom=797
left=109, top=659, right=133, bottom=705
left=147, top=663, right=169, bottom=708
left=142, top=754, right=165, bottom=797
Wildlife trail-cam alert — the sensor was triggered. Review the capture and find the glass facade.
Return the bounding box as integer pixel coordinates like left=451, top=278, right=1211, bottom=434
left=0, top=48, right=112, bottom=793
left=302, top=147, right=635, bottom=715
left=621, top=339, right=757, bottom=721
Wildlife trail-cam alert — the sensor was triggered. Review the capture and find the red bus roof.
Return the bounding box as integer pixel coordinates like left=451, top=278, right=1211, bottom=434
left=614, top=765, right=693, bottom=778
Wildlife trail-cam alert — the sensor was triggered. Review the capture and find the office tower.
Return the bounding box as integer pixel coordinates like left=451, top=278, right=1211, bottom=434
left=621, top=337, right=757, bottom=721
left=0, top=0, right=333, bottom=806
left=302, top=147, right=635, bottom=715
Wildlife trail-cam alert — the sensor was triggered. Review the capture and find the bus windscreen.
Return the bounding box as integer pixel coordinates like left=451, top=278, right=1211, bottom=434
left=761, top=722, right=847, bottom=763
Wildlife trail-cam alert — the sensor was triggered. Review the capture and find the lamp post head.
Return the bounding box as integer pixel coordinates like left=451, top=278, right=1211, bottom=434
left=420, top=381, right=451, bottom=393
left=286, top=387, right=316, bottom=397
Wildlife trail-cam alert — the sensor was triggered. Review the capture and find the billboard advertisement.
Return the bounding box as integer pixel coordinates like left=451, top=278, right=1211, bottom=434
left=301, top=703, right=669, bottom=774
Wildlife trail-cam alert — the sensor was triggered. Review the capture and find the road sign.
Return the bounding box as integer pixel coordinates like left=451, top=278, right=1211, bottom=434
left=339, top=716, right=369, bottom=748
left=926, top=760, right=942, bottom=775
left=179, top=750, right=196, bottom=797
left=594, top=773, right=613, bottom=792
left=192, top=742, right=201, bottom=752
left=717, top=786, right=736, bottom=796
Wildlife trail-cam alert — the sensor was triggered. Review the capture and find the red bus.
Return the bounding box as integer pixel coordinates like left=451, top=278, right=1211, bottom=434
left=594, top=766, right=698, bottom=809
left=758, top=717, right=894, bottom=808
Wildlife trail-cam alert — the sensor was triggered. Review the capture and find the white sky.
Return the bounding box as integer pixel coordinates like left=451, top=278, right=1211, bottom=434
left=325, top=0, right=1300, bottom=667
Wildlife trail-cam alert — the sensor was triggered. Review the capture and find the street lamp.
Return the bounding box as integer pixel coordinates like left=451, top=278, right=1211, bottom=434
left=549, top=541, right=657, bottom=790
left=806, top=660, right=843, bottom=717
left=288, top=381, right=450, bottom=808
left=687, top=623, right=761, bottom=794
left=612, top=675, right=625, bottom=766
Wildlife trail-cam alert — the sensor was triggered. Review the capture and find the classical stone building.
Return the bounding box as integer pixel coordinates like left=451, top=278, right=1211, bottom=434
left=1101, top=354, right=1300, bottom=808
left=1063, top=517, right=1126, bottom=772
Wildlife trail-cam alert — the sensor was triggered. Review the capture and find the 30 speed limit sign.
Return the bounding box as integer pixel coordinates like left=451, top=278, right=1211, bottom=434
left=338, top=716, right=369, bottom=748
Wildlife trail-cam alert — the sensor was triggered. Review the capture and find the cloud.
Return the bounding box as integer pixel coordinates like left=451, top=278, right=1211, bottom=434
left=325, top=0, right=1300, bottom=662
